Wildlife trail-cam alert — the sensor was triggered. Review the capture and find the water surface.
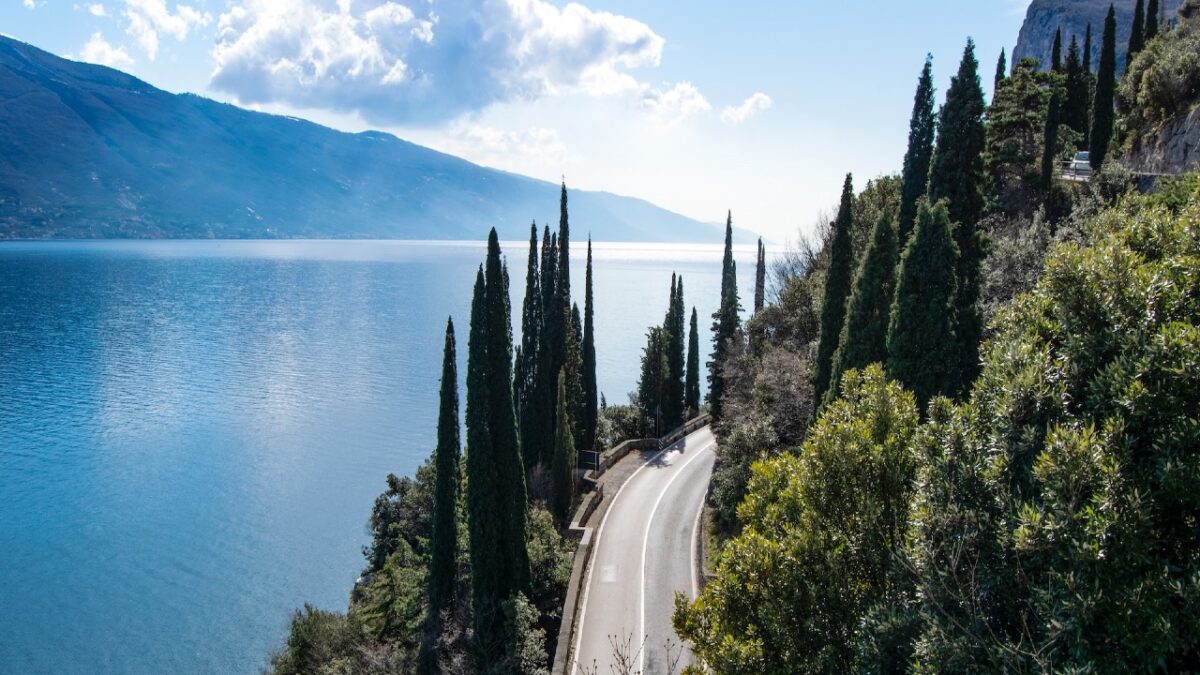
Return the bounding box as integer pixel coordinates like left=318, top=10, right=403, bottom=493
left=0, top=239, right=756, bottom=674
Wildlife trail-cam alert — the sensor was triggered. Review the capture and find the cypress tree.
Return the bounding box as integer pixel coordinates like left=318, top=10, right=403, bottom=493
left=707, top=212, right=740, bottom=420
left=899, top=56, right=937, bottom=247
left=753, top=238, right=766, bottom=314
left=1146, top=0, right=1160, bottom=40
left=1041, top=87, right=1063, bottom=205
left=551, top=369, right=576, bottom=525
left=827, top=213, right=899, bottom=405
left=1051, top=28, right=1063, bottom=71
left=928, top=38, right=986, bottom=395
left=1128, top=0, right=1146, bottom=71
left=1063, top=36, right=1091, bottom=147
left=994, top=48, right=1007, bottom=92
left=516, top=223, right=541, bottom=471
left=685, top=307, right=700, bottom=418
left=886, top=200, right=961, bottom=411
left=581, top=238, right=597, bottom=452
left=812, top=174, right=856, bottom=411
left=425, top=317, right=461, bottom=669
left=1084, top=23, right=1093, bottom=73
left=1090, top=5, right=1117, bottom=169
left=466, top=232, right=530, bottom=665
left=667, top=275, right=687, bottom=429
left=567, top=303, right=585, bottom=455
left=638, top=326, right=670, bottom=436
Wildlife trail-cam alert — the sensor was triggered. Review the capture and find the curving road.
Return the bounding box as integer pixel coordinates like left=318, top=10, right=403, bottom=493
left=572, top=426, right=716, bottom=674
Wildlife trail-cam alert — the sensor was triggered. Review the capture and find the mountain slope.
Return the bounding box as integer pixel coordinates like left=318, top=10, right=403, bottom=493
left=1013, top=0, right=1181, bottom=73
left=0, top=36, right=719, bottom=242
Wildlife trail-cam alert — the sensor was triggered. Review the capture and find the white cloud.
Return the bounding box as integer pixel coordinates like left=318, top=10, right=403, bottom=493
left=76, top=32, right=135, bottom=69
left=457, top=124, right=569, bottom=166
left=88, top=3, right=108, bottom=16
left=640, top=81, right=711, bottom=126
left=720, top=92, right=772, bottom=125
left=210, top=0, right=668, bottom=125
left=23, top=0, right=37, bottom=9
left=120, top=0, right=212, bottom=60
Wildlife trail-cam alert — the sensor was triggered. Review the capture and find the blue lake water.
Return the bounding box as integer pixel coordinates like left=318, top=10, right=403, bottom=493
left=0, top=239, right=756, bottom=674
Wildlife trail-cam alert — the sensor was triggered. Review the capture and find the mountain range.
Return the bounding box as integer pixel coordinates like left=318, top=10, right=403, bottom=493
left=0, top=35, right=722, bottom=242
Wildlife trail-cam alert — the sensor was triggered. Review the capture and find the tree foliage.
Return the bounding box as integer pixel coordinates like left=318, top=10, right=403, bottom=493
left=812, top=174, right=856, bottom=412
left=1090, top=5, right=1118, bottom=169
left=899, top=57, right=937, bottom=247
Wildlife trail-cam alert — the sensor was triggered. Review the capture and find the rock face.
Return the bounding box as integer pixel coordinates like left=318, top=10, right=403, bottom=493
left=1013, top=0, right=1181, bottom=72
left=0, top=36, right=717, bottom=241
left=1125, top=105, right=1200, bottom=174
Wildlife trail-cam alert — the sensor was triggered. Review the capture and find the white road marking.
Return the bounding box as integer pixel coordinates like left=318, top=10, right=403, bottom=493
left=571, top=439, right=679, bottom=673
left=638, top=441, right=714, bottom=675
left=600, top=565, right=617, bottom=583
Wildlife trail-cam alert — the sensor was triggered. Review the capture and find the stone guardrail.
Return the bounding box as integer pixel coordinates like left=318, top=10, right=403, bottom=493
left=551, top=413, right=712, bottom=675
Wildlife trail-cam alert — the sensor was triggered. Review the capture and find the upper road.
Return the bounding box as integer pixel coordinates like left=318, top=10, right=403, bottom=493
left=572, top=426, right=717, bottom=674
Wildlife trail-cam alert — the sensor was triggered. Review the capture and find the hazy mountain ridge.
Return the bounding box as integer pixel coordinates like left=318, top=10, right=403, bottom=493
left=0, top=36, right=723, bottom=242
left=1013, top=0, right=1181, bottom=71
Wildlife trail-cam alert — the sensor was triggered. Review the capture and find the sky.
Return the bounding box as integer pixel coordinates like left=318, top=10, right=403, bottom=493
left=2, top=0, right=1031, bottom=243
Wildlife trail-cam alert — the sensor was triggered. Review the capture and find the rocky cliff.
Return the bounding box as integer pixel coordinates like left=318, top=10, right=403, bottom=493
left=1125, top=105, right=1200, bottom=174
left=1013, top=0, right=1181, bottom=72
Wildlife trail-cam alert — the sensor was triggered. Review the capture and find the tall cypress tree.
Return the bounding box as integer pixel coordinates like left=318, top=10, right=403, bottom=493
left=708, top=212, right=740, bottom=420
left=551, top=369, right=576, bottom=526
left=1051, top=28, right=1063, bottom=71
left=1063, top=36, right=1091, bottom=147
left=1041, top=87, right=1063, bottom=206
left=753, top=238, right=766, bottom=314
left=685, top=307, right=700, bottom=418
left=581, top=238, right=597, bottom=453
left=886, top=200, right=961, bottom=411
left=899, top=56, right=937, bottom=247
left=1084, top=23, right=1093, bottom=73
left=812, top=174, right=856, bottom=411
left=667, top=276, right=687, bottom=429
left=516, top=223, right=542, bottom=471
left=427, top=317, right=461, bottom=635
left=1128, top=0, right=1146, bottom=71
left=1146, top=0, right=1160, bottom=40
left=928, top=38, right=986, bottom=395
left=466, top=232, right=530, bottom=666
left=994, top=48, right=1007, bottom=93
left=827, top=213, right=899, bottom=405
left=1090, top=5, right=1117, bottom=169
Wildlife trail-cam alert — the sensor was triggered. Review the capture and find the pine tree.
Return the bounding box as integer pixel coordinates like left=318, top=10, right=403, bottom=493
left=466, top=232, right=530, bottom=665
left=753, top=238, right=766, bottom=314
left=516, top=223, right=542, bottom=472
left=1146, top=0, right=1160, bottom=40
left=928, top=38, right=986, bottom=395
left=551, top=369, right=576, bottom=526
left=707, top=212, right=740, bottom=420
left=1051, top=28, right=1063, bottom=71
left=427, top=317, right=461, bottom=645
left=685, top=307, right=700, bottom=417
left=886, top=200, right=960, bottom=411
left=827, top=213, right=899, bottom=405
left=581, top=238, right=597, bottom=453
left=994, top=48, right=1007, bottom=93
left=1090, top=5, right=1117, bottom=169
left=1128, top=0, right=1146, bottom=72
left=899, top=56, right=937, bottom=247
left=1084, top=23, right=1093, bottom=73
left=1063, top=36, right=1091, bottom=147
left=812, top=174, right=856, bottom=411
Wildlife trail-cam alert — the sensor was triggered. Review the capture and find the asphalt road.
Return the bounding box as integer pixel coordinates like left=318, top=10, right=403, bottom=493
left=572, top=426, right=717, bottom=675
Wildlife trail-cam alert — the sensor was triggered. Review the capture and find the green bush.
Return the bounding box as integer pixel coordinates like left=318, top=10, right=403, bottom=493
left=1119, top=14, right=1200, bottom=148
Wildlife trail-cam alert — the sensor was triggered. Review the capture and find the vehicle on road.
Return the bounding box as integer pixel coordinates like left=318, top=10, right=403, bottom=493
left=1064, top=151, right=1092, bottom=179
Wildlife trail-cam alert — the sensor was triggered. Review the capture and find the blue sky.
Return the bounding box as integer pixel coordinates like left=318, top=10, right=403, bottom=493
left=3, top=0, right=1030, bottom=242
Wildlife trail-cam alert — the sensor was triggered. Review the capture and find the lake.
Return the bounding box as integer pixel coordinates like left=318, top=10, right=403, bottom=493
left=0, top=239, right=758, bottom=674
